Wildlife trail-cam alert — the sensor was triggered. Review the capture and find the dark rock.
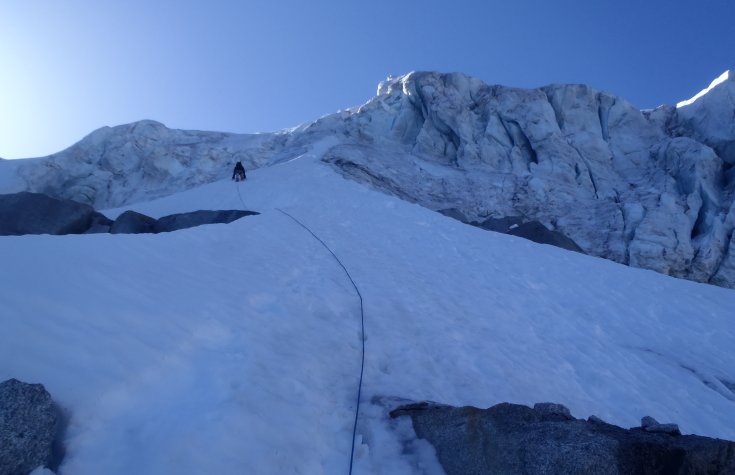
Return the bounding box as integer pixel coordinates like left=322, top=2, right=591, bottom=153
left=391, top=401, right=735, bottom=475
left=0, top=192, right=108, bottom=236
left=154, top=210, right=258, bottom=233
left=1, top=194, right=259, bottom=237
left=646, top=423, right=682, bottom=436
left=641, top=416, right=659, bottom=428
left=110, top=210, right=157, bottom=234
left=0, top=379, right=63, bottom=475
left=438, top=208, right=469, bottom=223
left=589, top=415, right=608, bottom=425
left=473, top=216, right=524, bottom=233
left=84, top=213, right=114, bottom=234
left=507, top=221, right=585, bottom=253
left=533, top=402, right=573, bottom=421
left=110, top=209, right=258, bottom=234
left=642, top=416, right=681, bottom=435
left=461, top=214, right=585, bottom=254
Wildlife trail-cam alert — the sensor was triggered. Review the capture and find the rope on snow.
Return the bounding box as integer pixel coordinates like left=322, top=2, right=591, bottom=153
left=276, top=208, right=366, bottom=475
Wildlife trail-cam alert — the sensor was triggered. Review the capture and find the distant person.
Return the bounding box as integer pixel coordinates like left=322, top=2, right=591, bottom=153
left=232, top=161, right=246, bottom=182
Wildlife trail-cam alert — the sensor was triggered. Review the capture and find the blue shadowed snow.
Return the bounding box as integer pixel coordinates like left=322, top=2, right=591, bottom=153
left=1, top=147, right=734, bottom=474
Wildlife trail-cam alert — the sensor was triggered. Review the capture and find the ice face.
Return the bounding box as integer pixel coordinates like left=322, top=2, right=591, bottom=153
left=2, top=70, right=735, bottom=288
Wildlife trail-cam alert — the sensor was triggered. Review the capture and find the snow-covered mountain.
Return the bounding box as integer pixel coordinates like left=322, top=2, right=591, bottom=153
left=1, top=145, right=735, bottom=474
left=1, top=71, right=734, bottom=289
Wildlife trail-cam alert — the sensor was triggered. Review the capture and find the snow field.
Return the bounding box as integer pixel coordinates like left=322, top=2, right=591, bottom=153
left=1, top=147, right=734, bottom=474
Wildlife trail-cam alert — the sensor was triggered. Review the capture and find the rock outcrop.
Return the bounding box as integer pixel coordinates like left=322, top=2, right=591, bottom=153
left=0, top=192, right=112, bottom=236
left=438, top=209, right=585, bottom=253
left=109, top=210, right=158, bottom=234
left=154, top=210, right=257, bottom=233
left=0, top=192, right=257, bottom=236
left=391, top=401, right=735, bottom=475
left=506, top=221, right=584, bottom=253
left=109, top=209, right=258, bottom=234
left=0, top=379, right=63, bottom=475
left=1, top=70, right=734, bottom=287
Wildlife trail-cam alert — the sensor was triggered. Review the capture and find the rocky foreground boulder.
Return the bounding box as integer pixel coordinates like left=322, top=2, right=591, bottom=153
left=391, top=401, right=735, bottom=475
left=0, top=379, right=63, bottom=475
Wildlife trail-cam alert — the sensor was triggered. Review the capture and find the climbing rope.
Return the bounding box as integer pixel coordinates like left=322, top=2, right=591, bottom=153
left=276, top=208, right=366, bottom=475
left=235, top=181, right=247, bottom=209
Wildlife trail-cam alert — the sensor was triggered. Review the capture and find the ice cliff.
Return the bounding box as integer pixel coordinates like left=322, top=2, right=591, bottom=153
left=1, top=70, right=734, bottom=288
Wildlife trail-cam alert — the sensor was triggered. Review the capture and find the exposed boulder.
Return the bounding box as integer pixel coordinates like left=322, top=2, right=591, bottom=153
left=532, top=402, right=574, bottom=420
left=84, top=213, right=114, bottom=234
left=0, top=197, right=258, bottom=237
left=0, top=192, right=110, bottom=236
left=0, top=191, right=258, bottom=237
left=155, top=210, right=258, bottom=233
left=507, top=221, right=585, bottom=253
left=0, top=379, right=63, bottom=475
left=641, top=416, right=681, bottom=436
left=437, top=208, right=469, bottom=223
left=472, top=216, right=524, bottom=233
left=441, top=212, right=585, bottom=254
left=110, top=210, right=157, bottom=234
left=108, top=209, right=259, bottom=235
left=391, top=401, right=735, bottom=475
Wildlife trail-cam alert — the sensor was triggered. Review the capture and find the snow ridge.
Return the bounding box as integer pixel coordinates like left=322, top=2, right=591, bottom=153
left=677, top=70, right=731, bottom=108
left=1, top=70, right=735, bottom=288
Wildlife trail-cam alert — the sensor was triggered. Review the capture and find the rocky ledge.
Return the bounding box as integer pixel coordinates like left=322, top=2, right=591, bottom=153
left=390, top=401, right=735, bottom=475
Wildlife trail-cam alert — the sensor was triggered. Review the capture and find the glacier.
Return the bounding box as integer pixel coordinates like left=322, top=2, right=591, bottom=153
left=1, top=148, right=734, bottom=474
left=1, top=70, right=734, bottom=289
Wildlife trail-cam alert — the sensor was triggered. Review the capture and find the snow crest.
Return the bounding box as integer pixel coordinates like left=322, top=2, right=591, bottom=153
left=1, top=71, right=735, bottom=288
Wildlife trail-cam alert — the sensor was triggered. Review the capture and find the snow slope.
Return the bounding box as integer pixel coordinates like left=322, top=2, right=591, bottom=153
left=1, top=146, right=734, bottom=474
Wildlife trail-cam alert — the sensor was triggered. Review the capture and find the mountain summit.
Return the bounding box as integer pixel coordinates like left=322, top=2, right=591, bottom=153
left=1, top=70, right=734, bottom=288
left=1, top=72, right=735, bottom=474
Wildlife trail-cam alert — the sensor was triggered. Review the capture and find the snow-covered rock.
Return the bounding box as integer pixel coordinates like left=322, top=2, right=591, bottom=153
left=5, top=120, right=297, bottom=209
left=322, top=71, right=735, bottom=288
left=1, top=70, right=734, bottom=288
left=676, top=70, right=735, bottom=165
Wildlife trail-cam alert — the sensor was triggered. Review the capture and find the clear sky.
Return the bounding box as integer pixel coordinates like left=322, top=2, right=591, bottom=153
left=1, top=0, right=733, bottom=159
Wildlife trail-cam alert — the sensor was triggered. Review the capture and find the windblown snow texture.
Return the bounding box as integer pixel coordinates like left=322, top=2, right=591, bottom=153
left=1, top=71, right=734, bottom=288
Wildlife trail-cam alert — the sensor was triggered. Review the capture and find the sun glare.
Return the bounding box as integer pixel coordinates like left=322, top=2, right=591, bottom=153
left=676, top=70, right=731, bottom=108
left=0, top=25, right=41, bottom=159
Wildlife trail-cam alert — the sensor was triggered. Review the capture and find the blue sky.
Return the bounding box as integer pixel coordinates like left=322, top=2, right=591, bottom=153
left=1, top=0, right=733, bottom=159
